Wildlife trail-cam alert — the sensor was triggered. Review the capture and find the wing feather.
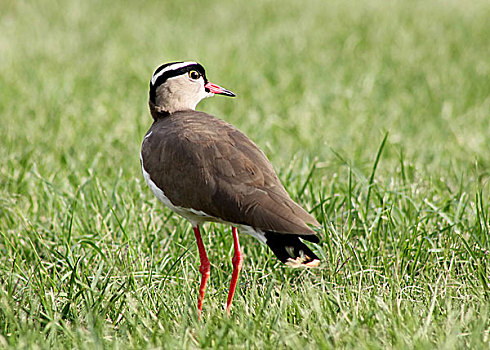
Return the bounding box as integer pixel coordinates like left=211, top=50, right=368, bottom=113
left=141, top=111, right=320, bottom=235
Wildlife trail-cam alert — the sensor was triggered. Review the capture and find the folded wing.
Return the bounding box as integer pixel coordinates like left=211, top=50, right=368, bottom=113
left=141, top=111, right=320, bottom=236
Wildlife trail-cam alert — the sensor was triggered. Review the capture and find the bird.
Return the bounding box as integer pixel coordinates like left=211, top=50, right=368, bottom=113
left=140, top=61, right=321, bottom=317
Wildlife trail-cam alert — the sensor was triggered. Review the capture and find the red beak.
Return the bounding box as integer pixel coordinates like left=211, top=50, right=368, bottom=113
left=204, top=82, right=236, bottom=97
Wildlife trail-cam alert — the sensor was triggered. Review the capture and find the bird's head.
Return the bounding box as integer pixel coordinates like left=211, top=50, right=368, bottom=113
left=149, top=61, right=235, bottom=116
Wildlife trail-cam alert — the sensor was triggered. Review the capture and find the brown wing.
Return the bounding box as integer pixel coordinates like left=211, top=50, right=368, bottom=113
left=141, top=110, right=320, bottom=235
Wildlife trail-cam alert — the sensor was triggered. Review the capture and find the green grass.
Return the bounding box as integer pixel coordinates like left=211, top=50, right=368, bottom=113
left=1, top=0, right=489, bottom=348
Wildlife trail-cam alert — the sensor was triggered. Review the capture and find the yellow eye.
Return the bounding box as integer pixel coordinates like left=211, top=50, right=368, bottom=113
left=188, top=70, right=200, bottom=80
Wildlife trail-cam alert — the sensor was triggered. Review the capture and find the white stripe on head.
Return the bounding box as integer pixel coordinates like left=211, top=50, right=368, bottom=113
left=151, top=61, right=198, bottom=86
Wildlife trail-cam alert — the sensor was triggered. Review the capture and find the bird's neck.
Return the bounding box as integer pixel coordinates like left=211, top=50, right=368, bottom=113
left=148, top=100, right=198, bottom=120
left=148, top=100, right=172, bottom=120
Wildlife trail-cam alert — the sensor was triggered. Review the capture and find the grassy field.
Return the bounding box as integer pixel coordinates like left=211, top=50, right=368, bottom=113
left=1, top=0, right=489, bottom=348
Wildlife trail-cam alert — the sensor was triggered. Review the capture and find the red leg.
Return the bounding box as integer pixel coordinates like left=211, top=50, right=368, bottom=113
left=193, top=226, right=210, bottom=319
left=226, top=226, right=243, bottom=314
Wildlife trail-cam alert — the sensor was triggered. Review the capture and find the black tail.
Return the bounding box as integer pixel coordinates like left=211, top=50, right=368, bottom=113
left=264, top=231, right=320, bottom=267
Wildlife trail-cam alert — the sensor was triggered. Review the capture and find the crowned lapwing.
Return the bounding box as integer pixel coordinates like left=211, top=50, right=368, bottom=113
left=140, top=61, right=321, bottom=317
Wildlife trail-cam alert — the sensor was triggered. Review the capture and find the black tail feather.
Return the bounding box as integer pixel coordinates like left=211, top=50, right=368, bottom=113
left=264, top=231, right=320, bottom=266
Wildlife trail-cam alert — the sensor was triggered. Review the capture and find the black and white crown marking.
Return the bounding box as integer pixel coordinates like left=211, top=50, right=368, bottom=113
left=149, top=61, right=207, bottom=103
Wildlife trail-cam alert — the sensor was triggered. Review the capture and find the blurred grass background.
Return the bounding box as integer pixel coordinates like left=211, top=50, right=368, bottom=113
left=0, top=0, right=489, bottom=348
